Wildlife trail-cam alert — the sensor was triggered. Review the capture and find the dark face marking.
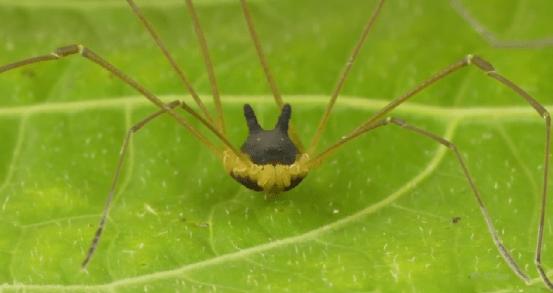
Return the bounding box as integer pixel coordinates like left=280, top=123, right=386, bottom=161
left=228, top=104, right=306, bottom=193
left=240, top=104, right=299, bottom=165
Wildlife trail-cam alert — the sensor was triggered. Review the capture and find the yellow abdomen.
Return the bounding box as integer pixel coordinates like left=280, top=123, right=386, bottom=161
left=223, top=150, right=310, bottom=193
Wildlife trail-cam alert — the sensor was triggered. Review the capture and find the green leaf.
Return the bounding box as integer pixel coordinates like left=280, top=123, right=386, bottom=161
left=1, top=0, right=553, bottom=292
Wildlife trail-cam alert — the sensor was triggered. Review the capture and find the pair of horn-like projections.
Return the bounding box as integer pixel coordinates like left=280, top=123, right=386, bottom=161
left=240, top=104, right=299, bottom=165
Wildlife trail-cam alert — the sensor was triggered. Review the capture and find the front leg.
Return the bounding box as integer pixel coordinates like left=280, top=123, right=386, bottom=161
left=0, top=44, right=220, bottom=155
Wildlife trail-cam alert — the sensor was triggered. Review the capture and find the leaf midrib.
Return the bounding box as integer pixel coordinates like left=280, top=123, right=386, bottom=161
left=0, top=95, right=547, bottom=122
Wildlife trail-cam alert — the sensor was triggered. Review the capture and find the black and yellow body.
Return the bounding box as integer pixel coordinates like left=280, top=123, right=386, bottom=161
left=223, top=104, right=309, bottom=193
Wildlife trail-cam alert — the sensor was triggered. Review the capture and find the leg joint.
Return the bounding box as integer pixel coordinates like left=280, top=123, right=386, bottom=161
left=387, top=117, right=406, bottom=127
left=542, top=110, right=551, bottom=123
left=166, top=100, right=183, bottom=109
left=466, top=54, right=496, bottom=73
left=445, top=140, right=457, bottom=151
left=130, top=125, right=141, bottom=133
left=53, top=44, right=85, bottom=58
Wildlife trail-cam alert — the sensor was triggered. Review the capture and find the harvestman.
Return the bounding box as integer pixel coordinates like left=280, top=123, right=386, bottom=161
left=0, top=0, right=551, bottom=289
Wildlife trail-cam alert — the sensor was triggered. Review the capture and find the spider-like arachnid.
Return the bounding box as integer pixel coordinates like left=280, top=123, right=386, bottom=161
left=1, top=0, right=552, bottom=291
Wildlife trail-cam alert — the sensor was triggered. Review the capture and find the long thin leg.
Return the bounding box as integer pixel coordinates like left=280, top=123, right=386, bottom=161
left=382, top=117, right=531, bottom=284
left=312, top=55, right=550, bottom=170
left=0, top=44, right=243, bottom=158
left=449, top=0, right=553, bottom=49
left=308, top=0, right=386, bottom=154
left=184, top=0, right=225, bottom=134
left=81, top=100, right=182, bottom=269
left=239, top=0, right=304, bottom=151
left=125, top=0, right=215, bottom=126
left=310, top=54, right=552, bottom=288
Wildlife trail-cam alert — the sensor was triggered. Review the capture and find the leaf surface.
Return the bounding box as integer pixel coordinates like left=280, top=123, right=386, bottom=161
left=1, top=0, right=553, bottom=292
